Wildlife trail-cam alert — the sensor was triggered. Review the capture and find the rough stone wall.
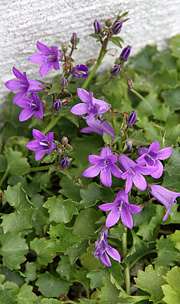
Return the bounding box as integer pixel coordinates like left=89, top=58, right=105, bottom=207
left=1, top=0, right=180, bottom=103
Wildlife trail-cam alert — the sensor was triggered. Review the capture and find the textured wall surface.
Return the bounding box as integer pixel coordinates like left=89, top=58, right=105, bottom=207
left=1, top=0, right=180, bottom=103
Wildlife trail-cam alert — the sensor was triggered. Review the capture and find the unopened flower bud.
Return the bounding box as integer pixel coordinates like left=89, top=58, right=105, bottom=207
left=60, top=77, right=67, bottom=88
left=61, top=97, right=71, bottom=106
left=62, top=45, right=68, bottom=53
left=61, top=136, right=68, bottom=145
left=127, top=111, right=137, bottom=126
left=60, top=157, right=69, bottom=169
left=93, top=20, right=101, bottom=34
left=112, top=19, right=123, bottom=34
left=71, top=32, right=77, bottom=45
left=105, top=18, right=112, bottom=27
left=111, top=64, right=121, bottom=76
left=53, top=99, right=62, bottom=112
left=127, top=78, right=134, bottom=90
left=120, top=45, right=132, bottom=63
left=58, top=148, right=63, bottom=154
left=127, top=140, right=132, bottom=151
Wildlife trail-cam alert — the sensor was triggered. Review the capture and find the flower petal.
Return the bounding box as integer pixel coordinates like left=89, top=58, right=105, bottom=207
left=106, top=246, right=121, bottom=262
left=19, top=108, right=33, bottom=121
left=100, top=147, right=112, bottom=158
left=32, top=129, right=46, bottom=141
left=46, top=132, right=54, bottom=142
left=12, top=67, right=24, bottom=80
left=106, top=207, right=120, bottom=227
left=35, top=149, right=46, bottom=161
left=99, top=203, right=115, bottom=211
left=28, top=53, right=45, bottom=63
left=118, top=155, right=136, bottom=172
left=133, top=174, right=147, bottom=191
left=109, top=162, right=122, bottom=178
left=13, top=91, right=26, bottom=104
left=5, top=79, right=21, bottom=91
left=138, top=147, right=148, bottom=156
left=100, top=167, right=112, bottom=187
left=115, top=190, right=129, bottom=204
left=28, top=79, right=43, bottom=92
left=26, top=141, right=40, bottom=151
left=128, top=204, right=142, bottom=214
left=89, top=155, right=101, bottom=164
left=125, top=176, right=133, bottom=193
left=71, top=103, right=88, bottom=115
left=37, top=41, right=51, bottom=53
left=39, top=62, right=52, bottom=77
left=100, top=252, right=111, bottom=267
left=82, top=164, right=100, bottom=178
left=121, top=204, right=133, bottom=228
left=149, top=140, right=159, bottom=152
left=151, top=160, right=164, bottom=179
left=77, top=88, right=91, bottom=103
left=157, top=147, right=173, bottom=160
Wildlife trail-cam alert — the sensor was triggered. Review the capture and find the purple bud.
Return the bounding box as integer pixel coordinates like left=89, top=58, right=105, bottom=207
left=127, top=140, right=132, bottom=151
left=72, top=64, right=88, bottom=78
left=120, top=45, right=132, bottom=63
left=127, top=111, right=137, bottom=126
left=60, top=77, right=67, bottom=88
left=111, top=64, right=121, bottom=76
left=112, top=19, right=123, bottom=34
left=53, top=99, right=62, bottom=112
left=60, top=157, right=69, bottom=169
left=71, top=32, right=77, bottom=45
left=93, top=20, right=101, bottom=34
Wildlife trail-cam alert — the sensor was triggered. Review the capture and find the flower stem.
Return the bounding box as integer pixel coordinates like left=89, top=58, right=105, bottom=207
left=129, top=249, right=157, bottom=270
left=0, top=167, right=10, bottom=188
left=82, top=40, right=108, bottom=90
left=29, top=165, right=53, bottom=172
left=122, top=228, right=131, bottom=295
left=42, top=115, right=61, bottom=134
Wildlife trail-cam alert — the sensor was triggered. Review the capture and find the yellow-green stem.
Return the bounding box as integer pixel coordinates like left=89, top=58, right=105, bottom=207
left=42, top=115, right=61, bottom=134
left=122, top=228, right=131, bottom=295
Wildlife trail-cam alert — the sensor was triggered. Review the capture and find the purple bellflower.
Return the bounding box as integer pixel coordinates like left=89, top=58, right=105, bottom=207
left=71, top=88, right=109, bottom=119
left=99, top=190, right=141, bottom=228
left=81, top=117, right=115, bottom=139
left=118, top=155, right=156, bottom=193
left=148, top=184, right=180, bottom=221
left=93, top=228, right=121, bottom=267
left=136, top=141, right=173, bottom=179
left=82, top=147, right=122, bottom=187
left=26, top=129, right=56, bottom=161
left=28, top=41, right=62, bottom=77
left=72, top=65, right=88, bottom=78
left=5, top=67, right=43, bottom=104
left=16, top=93, right=43, bottom=121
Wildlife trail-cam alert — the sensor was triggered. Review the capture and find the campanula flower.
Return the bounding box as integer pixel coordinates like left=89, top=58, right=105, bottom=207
left=112, top=19, right=123, bottom=34
left=83, top=147, right=122, bottom=187
left=99, top=190, right=141, bottom=228
left=60, top=157, right=69, bottom=169
left=93, top=20, right=101, bottom=34
left=127, top=110, right=137, bottom=126
left=5, top=67, right=43, bottom=104
left=119, top=45, right=132, bottom=63
left=136, top=141, right=173, bottom=179
left=53, top=99, right=62, bottom=112
left=81, top=117, right=115, bottom=139
left=71, top=88, right=109, bottom=119
left=118, top=155, right=156, bottom=193
left=93, top=228, right=121, bottom=267
left=148, top=184, right=180, bottom=221
left=72, top=65, right=88, bottom=78
left=28, top=41, right=62, bottom=77
left=111, top=64, right=121, bottom=76
left=16, top=93, right=43, bottom=121
left=26, top=129, right=56, bottom=161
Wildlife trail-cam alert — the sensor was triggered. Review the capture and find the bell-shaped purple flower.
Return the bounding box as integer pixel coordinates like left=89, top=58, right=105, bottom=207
left=81, top=117, right=115, bottom=139
left=83, top=147, right=122, bottom=187
left=119, top=45, right=132, bottom=63
left=16, top=93, right=43, bottom=121
left=71, top=88, right=109, bottom=119
left=111, top=64, right=121, bottom=76
left=28, top=41, right=62, bottom=77
left=5, top=67, right=43, bottom=104
left=93, top=228, right=121, bottom=267
left=136, top=141, right=173, bottom=179
left=148, top=184, right=180, bottom=221
left=93, top=20, right=101, bottom=34
left=127, top=110, right=137, bottom=126
left=72, top=65, right=88, bottom=78
left=99, top=190, right=141, bottom=228
left=112, top=19, right=123, bottom=34
left=26, top=129, right=56, bottom=161
left=118, top=155, right=156, bottom=193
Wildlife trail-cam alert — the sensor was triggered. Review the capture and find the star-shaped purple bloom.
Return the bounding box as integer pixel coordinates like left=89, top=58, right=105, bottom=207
left=118, top=155, right=156, bottom=193
left=82, top=147, right=122, bottom=187
left=136, top=140, right=173, bottom=179
left=71, top=88, right=109, bottom=119
left=26, top=129, right=56, bottom=161
left=72, top=65, right=88, bottom=78
left=93, top=228, right=121, bottom=267
left=99, top=190, right=141, bottom=228
left=28, top=41, right=62, bottom=77
left=16, top=93, right=43, bottom=121
left=81, top=117, right=115, bottom=139
left=5, top=67, right=43, bottom=104
left=148, top=184, right=180, bottom=221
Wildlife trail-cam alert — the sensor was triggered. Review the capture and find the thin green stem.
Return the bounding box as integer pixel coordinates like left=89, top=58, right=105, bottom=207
left=0, top=167, right=10, bottom=188
left=129, top=249, right=157, bottom=270
left=130, top=88, right=147, bottom=102
left=92, top=78, right=111, bottom=92
left=82, top=40, right=108, bottom=90
left=42, top=115, right=61, bottom=134
left=29, top=165, right=53, bottom=172
left=122, top=228, right=131, bottom=295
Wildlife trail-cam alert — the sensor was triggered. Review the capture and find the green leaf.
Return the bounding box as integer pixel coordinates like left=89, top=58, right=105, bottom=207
left=44, top=195, right=78, bottom=223
left=23, top=262, right=37, bottom=284
left=109, top=259, right=124, bottom=288
left=164, top=147, right=180, bottom=176
left=67, top=239, right=89, bottom=265
left=47, top=223, right=80, bottom=253
left=80, top=244, right=101, bottom=271
left=40, top=300, right=63, bottom=304
left=17, top=284, right=39, bottom=304
left=5, top=147, right=30, bottom=176
left=98, top=276, right=120, bottom=304
left=0, top=232, right=28, bottom=270
left=135, top=265, right=167, bottom=304
left=87, top=269, right=109, bottom=289
left=30, top=238, right=55, bottom=266
left=103, top=132, right=113, bottom=144
left=154, top=235, right=180, bottom=268
left=59, top=175, right=81, bottom=201
left=162, top=86, right=180, bottom=110
left=136, top=93, right=161, bottom=118
left=130, top=130, right=150, bottom=146
left=153, top=104, right=173, bottom=121
left=0, top=277, right=20, bottom=304
left=162, top=172, right=180, bottom=192
left=0, top=155, right=7, bottom=172
left=0, top=266, right=24, bottom=286
left=162, top=266, right=180, bottom=304
left=2, top=183, right=37, bottom=233
left=166, top=124, right=180, bottom=146
left=149, top=68, right=178, bottom=93
left=48, top=84, right=62, bottom=95
left=118, top=289, right=150, bottom=303
left=130, top=45, right=159, bottom=74
left=109, top=37, right=122, bottom=48
left=36, top=272, right=70, bottom=298
left=73, top=208, right=103, bottom=238
left=80, top=182, right=114, bottom=208
left=169, top=34, right=180, bottom=58
left=56, top=256, right=78, bottom=281
left=32, top=194, right=49, bottom=236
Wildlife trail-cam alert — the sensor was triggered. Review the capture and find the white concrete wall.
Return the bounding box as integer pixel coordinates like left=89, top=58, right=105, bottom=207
left=1, top=0, right=180, bottom=103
